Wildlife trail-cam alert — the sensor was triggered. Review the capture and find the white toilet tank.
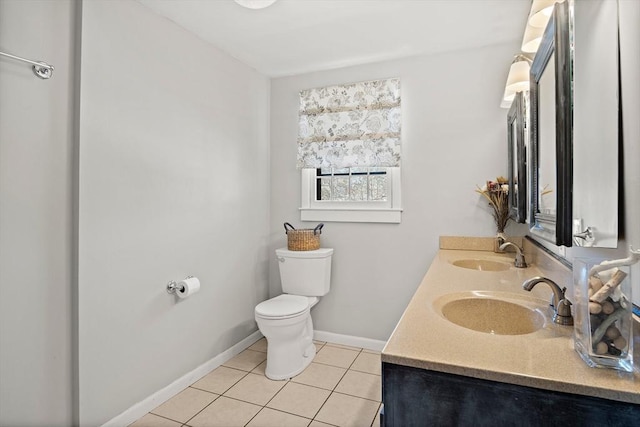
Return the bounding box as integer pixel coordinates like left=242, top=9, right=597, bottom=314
left=276, top=248, right=333, bottom=296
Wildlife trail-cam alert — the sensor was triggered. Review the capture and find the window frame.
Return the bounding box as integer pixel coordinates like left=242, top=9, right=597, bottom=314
left=300, top=167, right=402, bottom=223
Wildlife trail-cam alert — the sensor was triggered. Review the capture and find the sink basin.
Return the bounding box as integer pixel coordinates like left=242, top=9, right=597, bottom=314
left=451, top=259, right=511, bottom=271
left=436, top=294, right=545, bottom=335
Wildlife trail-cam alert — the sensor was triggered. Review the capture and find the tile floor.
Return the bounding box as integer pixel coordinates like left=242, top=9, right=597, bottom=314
left=130, top=339, right=382, bottom=427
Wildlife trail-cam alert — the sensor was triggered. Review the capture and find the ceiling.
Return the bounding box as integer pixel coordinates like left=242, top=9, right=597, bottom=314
left=137, top=0, right=531, bottom=77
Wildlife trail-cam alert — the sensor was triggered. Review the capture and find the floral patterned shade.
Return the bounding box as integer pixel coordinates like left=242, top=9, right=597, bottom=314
left=297, top=78, right=401, bottom=169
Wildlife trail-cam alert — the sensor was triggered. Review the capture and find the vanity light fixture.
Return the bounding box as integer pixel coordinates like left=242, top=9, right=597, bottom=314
left=503, top=1, right=563, bottom=107
left=500, top=55, right=532, bottom=109
left=234, top=0, right=277, bottom=9
left=523, top=1, right=565, bottom=53
left=521, top=23, right=545, bottom=53
left=505, top=54, right=532, bottom=94
left=528, top=0, right=559, bottom=28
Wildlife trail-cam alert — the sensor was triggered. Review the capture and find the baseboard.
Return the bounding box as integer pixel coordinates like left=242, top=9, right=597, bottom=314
left=102, top=330, right=263, bottom=427
left=314, top=330, right=387, bottom=352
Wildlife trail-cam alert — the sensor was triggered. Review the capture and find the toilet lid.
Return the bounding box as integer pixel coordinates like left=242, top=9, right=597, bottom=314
left=255, top=294, right=310, bottom=318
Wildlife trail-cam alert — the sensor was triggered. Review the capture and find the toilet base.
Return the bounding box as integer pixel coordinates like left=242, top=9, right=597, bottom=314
left=258, top=313, right=316, bottom=381
left=265, top=340, right=316, bottom=380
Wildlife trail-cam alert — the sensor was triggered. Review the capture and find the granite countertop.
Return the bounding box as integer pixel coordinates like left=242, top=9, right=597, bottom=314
left=382, top=249, right=640, bottom=404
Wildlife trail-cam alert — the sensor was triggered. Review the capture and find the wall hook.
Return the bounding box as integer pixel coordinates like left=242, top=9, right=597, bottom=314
left=573, top=226, right=595, bottom=247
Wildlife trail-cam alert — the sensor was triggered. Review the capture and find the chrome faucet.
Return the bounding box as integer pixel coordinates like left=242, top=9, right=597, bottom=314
left=522, top=277, right=573, bottom=325
left=499, top=242, right=528, bottom=268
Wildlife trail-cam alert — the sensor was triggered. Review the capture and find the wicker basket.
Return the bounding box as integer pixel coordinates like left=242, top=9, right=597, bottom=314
left=284, top=222, right=324, bottom=251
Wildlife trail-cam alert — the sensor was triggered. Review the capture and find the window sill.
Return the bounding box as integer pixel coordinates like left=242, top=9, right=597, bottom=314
left=299, top=207, right=402, bottom=223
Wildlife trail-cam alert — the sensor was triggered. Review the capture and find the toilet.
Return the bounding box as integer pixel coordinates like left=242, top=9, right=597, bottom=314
left=255, top=247, right=333, bottom=380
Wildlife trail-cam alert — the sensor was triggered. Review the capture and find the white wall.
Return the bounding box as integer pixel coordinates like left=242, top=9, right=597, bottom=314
left=77, top=1, right=270, bottom=425
left=0, top=1, right=76, bottom=425
left=270, top=44, right=528, bottom=341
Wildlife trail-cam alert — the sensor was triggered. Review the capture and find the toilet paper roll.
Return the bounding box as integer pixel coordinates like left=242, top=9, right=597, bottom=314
left=176, top=277, right=200, bottom=299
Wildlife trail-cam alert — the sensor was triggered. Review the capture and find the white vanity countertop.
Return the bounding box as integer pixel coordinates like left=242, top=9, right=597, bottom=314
left=381, top=249, right=640, bottom=404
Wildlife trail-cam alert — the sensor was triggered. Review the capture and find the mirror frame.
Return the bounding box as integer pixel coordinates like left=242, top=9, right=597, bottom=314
left=529, top=0, right=573, bottom=247
left=507, top=91, right=527, bottom=223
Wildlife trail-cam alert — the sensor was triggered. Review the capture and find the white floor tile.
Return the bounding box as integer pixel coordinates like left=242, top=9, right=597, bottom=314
left=191, top=366, right=247, bottom=395
left=150, top=387, right=217, bottom=423
left=223, top=349, right=267, bottom=371
left=315, top=393, right=380, bottom=427
left=314, top=345, right=359, bottom=369
left=266, top=382, right=330, bottom=419
left=224, top=372, right=287, bottom=406
left=335, top=370, right=381, bottom=401
left=187, top=396, right=261, bottom=427
left=246, top=407, right=311, bottom=427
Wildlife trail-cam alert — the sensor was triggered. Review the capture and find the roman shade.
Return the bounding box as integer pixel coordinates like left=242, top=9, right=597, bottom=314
left=297, top=78, right=401, bottom=169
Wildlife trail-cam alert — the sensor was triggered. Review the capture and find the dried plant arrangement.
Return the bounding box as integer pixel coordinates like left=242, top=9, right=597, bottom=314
left=476, top=176, right=510, bottom=236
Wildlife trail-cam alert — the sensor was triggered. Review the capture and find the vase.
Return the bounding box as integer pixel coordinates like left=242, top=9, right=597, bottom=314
left=573, top=258, right=634, bottom=372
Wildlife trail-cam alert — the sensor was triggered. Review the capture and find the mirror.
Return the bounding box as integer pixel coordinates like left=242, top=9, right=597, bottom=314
left=572, top=0, right=619, bottom=247
left=507, top=91, right=527, bottom=223
left=529, top=0, right=573, bottom=247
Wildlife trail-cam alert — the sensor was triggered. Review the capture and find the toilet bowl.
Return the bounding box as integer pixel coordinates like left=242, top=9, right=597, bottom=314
left=255, top=294, right=318, bottom=380
left=255, top=248, right=333, bottom=380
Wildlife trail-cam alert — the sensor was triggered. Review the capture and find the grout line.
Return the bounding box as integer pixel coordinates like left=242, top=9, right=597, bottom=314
left=297, top=347, right=367, bottom=424
left=243, top=407, right=261, bottom=427
left=190, top=367, right=251, bottom=395
left=183, top=367, right=251, bottom=425
left=324, top=342, right=364, bottom=351
left=185, top=386, right=219, bottom=397
left=260, top=376, right=291, bottom=409
left=310, top=388, right=333, bottom=422
left=369, top=402, right=383, bottom=427
left=221, top=376, right=289, bottom=407
left=221, top=365, right=258, bottom=373
left=143, top=412, right=186, bottom=425
left=308, top=347, right=361, bottom=420
left=260, top=380, right=331, bottom=422
left=349, top=353, right=382, bottom=376
left=148, top=389, right=220, bottom=425
left=218, top=394, right=271, bottom=408
left=247, top=337, right=268, bottom=353
left=331, top=361, right=354, bottom=392
left=181, top=395, right=218, bottom=426
left=313, top=344, right=363, bottom=370
left=184, top=395, right=263, bottom=427
left=331, top=390, right=381, bottom=404
left=313, top=360, right=357, bottom=370
left=242, top=406, right=313, bottom=427
left=349, top=367, right=382, bottom=376
left=346, top=348, right=363, bottom=369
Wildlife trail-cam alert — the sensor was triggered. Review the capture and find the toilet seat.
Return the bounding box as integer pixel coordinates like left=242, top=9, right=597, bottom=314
left=255, top=294, right=311, bottom=320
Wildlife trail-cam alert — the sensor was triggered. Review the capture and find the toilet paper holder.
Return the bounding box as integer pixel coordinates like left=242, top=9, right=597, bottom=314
left=166, top=276, right=195, bottom=294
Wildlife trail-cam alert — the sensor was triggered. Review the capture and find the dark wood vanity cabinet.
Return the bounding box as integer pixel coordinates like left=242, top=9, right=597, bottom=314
left=382, top=362, right=640, bottom=427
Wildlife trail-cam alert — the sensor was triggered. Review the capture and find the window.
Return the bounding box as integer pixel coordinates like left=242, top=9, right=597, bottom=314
left=316, top=167, right=388, bottom=202
left=300, top=167, right=401, bottom=223
left=297, top=78, right=402, bottom=223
